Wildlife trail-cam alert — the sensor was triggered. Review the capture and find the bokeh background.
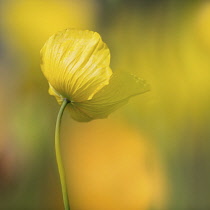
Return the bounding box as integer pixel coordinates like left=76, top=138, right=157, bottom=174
left=1, top=0, right=210, bottom=209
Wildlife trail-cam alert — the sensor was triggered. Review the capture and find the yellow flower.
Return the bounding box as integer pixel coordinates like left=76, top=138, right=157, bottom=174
left=40, top=29, right=149, bottom=122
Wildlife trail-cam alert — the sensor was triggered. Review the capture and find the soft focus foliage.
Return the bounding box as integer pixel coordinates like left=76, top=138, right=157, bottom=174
left=1, top=0, right=210, bottom=209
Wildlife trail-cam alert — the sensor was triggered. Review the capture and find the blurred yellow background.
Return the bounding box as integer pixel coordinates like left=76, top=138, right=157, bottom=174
left=1, top=0, right=210, bottom=209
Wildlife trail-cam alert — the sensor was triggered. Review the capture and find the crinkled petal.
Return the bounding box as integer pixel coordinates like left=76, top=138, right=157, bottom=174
left=67, top=72, right=150, bottom=122
left=40, top=29, right=112, bottom=102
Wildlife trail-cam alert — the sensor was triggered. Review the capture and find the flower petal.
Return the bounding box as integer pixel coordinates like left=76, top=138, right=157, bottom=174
left=40, top=29, right=112, bottom=102
left=68, top=72, right=150, bottom=122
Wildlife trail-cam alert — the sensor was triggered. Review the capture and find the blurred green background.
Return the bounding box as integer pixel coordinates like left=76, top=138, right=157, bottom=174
left=1, top=0, right=210, bottom=209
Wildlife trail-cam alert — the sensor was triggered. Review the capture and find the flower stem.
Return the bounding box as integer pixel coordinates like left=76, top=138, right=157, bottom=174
left=55, top=99, right=70, bottom=210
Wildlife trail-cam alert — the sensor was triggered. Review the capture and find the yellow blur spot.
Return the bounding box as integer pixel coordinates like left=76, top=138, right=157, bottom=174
left=63, top=119, right=168, bottom=209
left=3, top=0, right=97, bottom=53
left=196, top=2, right=210, bottom=49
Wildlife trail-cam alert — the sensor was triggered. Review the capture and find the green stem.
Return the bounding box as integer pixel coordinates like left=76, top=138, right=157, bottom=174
left=55, top=99, right=70, bottom=210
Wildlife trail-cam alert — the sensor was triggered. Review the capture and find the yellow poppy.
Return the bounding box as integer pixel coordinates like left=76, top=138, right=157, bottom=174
left=40, top=29, right=150, bottom=122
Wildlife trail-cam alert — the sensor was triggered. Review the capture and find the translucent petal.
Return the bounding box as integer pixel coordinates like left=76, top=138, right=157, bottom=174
left=68, top=72, right=150, bottom=122
left=40, top=29, right=112, bottom=102
left=48, top=83, right=64, bottom=105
